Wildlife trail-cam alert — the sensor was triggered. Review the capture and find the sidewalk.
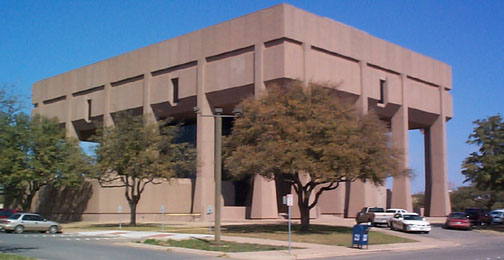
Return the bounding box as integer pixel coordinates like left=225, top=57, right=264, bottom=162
left=70, top=217, right=459, bottom=260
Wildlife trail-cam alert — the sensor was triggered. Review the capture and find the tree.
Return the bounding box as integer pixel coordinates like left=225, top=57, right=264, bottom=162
left=92, top=113, right=196, bottom=226
left=224, top=82, right=403, bottom=231
left=0, top=112, right=90, bottom=211
left=462, top=114, right=504, bottom=210
left=450, top=185, right=504, bottom=211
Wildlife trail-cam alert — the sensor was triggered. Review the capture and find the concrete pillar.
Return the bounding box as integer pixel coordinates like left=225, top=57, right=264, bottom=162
left=193, top=58, right=216, bottom=221
left=249, top=42, right=279, bottom=219
left=104, top=83, right=114, bottom=127
left=424, top=86, right=451, bottom=216
left=142, top=73, right=156, bottom=123
left=65, top=88, right=77, bottom=138
left=317, top=184, right=346, bottom=216
left=250, top=175, right=278, bottom=219
left=390, top=74, right=413, bottom=211
left=303, top=42, right=312, bottom=85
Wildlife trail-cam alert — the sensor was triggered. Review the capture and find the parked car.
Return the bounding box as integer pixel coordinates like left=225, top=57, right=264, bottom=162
left=386, top=208, right=408, bottom=226
left=356, top=207, right=395, bottom=226
left=389, top=213, right=431, bottom=233
left=465, top=208, right=492, bottom=226
left=0, top=209, right=23, bottom=219
left=445, top=212, right=472, bottom=230
left=490, top=210, right=504, bottom=224
left=0, top=213, right=62, bottom=234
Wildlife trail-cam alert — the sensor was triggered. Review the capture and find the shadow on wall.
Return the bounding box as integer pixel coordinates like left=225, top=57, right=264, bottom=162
left=35, top=182, right=93, bottom=223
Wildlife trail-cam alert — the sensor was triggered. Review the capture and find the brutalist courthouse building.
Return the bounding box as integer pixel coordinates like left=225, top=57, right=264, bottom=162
left=32, top=4, right=452, bottom=222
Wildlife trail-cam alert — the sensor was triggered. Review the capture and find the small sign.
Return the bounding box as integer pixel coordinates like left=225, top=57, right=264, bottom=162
left=286, top=194, right=294, bottom=207
left=207, top=205, right=213, bottom=214
left=118, top=206, right=123, bottom=213
left=160, top=205, right=165, bottom=213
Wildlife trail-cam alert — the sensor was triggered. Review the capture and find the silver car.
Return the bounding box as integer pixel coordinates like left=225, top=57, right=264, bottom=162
left=0, top=213, right=62, bottom=234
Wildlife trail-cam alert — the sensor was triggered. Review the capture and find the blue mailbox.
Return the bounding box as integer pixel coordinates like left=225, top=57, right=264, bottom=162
left=352, top=224, right=371, bottom=249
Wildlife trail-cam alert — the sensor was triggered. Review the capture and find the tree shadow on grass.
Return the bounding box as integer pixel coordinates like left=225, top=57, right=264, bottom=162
left=223, top=224, right=352, bottom=235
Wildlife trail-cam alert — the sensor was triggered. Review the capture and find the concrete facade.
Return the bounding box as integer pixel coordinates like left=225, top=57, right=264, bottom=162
left=32, top=4, right=452, bottom=221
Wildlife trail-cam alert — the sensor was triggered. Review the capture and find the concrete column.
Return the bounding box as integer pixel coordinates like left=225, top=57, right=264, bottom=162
left=303, top=42, right=311, bottom=85
left=103, top=83, right=114, bottom=127
left=390, top=74, right=413, bottom=211
left=142, top=73, right=156, bottom=123
left=250, top=42, right=279, bottom=219
left=65, top=89, right=77, bottom=138
left=250, top=175, right=279, bottom=219
left=347, top=60, right=372, bottom=218
left=424, top=86, right=451, bottom=216
left=193, top=58, right=216, bottom=221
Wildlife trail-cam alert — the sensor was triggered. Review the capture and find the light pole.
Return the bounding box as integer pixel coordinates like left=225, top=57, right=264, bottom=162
left=194, top=106, right=242, bottom=244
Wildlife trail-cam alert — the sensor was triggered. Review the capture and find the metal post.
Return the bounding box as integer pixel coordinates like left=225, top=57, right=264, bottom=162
left=214, top=112, right=222, bottom=244
left=288, top=204, right=291, bottom=254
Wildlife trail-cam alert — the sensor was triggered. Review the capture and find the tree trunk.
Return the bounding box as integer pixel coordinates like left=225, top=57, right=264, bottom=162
left=300, top=204, right=310, bottom=232
left=129, top=200, right=138, bottom=226
left=22, top=192, right=36, bottom=212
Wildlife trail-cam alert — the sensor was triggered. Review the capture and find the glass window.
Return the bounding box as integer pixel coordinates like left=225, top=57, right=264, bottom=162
left=8, top=214, right=21, bottom=220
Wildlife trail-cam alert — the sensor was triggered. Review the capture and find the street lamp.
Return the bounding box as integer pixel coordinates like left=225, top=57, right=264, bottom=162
left=193, top=106, right=242, bottom=244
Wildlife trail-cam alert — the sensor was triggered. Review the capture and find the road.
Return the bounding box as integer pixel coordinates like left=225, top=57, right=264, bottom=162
left=330, top=224, right=504, bottom=260
left=0, top=232, right=219, bottom=260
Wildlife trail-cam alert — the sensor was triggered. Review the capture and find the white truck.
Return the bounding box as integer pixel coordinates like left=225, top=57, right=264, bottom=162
left=355, top=207, right=403, bottom=226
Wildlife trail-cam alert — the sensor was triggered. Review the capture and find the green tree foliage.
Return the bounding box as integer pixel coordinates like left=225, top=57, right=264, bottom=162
left=1, top=89, right=91, bottom=211
left=450, top=185, right=504, bottom=211
left=224, top=82, right=403, bottom=231
left=462, top=114, right=504, bottom=210
left=92, top=113, right=196, bottom=226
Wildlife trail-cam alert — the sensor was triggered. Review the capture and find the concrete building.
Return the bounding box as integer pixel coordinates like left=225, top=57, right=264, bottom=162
left=32, top=4, right=452, bottom=222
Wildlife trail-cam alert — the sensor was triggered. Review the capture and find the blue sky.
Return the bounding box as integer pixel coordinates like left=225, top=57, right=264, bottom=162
left=1, top=0, right=503, bottom=194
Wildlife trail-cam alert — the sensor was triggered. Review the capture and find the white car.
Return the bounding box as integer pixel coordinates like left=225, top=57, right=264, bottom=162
left=490, top=210, right=504, bottom=224
left=390, top=213, right=431, bottom=233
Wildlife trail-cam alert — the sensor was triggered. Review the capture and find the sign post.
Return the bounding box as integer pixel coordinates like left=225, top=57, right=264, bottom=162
left=160, top=205, right=166, bottom=232
left=207, top=205, right=213, bottom=233
left=118, top=205, right=123, bottom=230
left=285, top=194, right=294, bottom=254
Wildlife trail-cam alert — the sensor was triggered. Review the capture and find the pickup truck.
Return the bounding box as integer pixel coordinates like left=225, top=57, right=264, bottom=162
left=355, top=207, right=397, bottom=226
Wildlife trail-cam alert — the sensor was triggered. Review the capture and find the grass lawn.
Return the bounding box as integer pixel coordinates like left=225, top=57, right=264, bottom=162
left=220, top=224, right=415, bottom=247
left=66, top=222, right=415, bottom=247
left=141, top=238, right=290, bottom=252
left=0, top=253, right=35, bottom=260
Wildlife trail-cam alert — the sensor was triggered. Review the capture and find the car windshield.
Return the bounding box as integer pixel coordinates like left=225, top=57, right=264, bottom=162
left=8, top=213, right=21, bottom=220
left=404, top=215, right=423, bottom=220
left=369, top=208, right=384, bottom=213
left=450, top=213, right=467, bottom=219
left=491, top=212, right=503, bottom=216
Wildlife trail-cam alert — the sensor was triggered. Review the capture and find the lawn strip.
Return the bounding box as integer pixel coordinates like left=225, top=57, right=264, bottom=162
left=0, top=253, right=36, bottom=260
left=141, top=238, right=291, bottom=252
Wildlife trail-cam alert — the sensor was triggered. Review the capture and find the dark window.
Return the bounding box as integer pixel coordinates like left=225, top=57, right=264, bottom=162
left=379, top=79, right=386, bottom=104
left=172, top=78, right=179, bottom=103
left=22, top=215, right=32, bottom=221
left=8, top=214, right=21, bottom=220
left=87, top=99, right=92, bottom=121
left=32, top=215, right=44, bottom=221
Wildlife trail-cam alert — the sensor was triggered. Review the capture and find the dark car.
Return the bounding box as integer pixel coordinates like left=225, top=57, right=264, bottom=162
left=465, top=208, right=492, bottom=226
left=0, top=209, right=23, bottom=219
left=445, top=212, right=472, bottom=230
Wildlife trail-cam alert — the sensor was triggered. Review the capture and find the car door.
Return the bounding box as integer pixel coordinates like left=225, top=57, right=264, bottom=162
left=21, top=215, right=36, bottom=231
left=31, top=215, right=49, bottom=231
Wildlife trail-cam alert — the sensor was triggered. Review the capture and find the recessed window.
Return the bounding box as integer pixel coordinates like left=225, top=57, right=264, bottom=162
left=379, top=79, right=386, bottom=104
left=87, top=99, right=92, bottom=121
left=172, top=78, right=179, bottom=103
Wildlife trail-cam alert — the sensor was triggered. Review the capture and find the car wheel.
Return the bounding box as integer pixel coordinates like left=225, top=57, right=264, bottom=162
left=425, top=231, right=430, bottom=234
left=48, top=226, right=58, bottom=234
left=390, top=223, right=394, bottom=230
left=14, top=225, right=24, bottom=234
left=403, top=225, right=408, bottom=232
